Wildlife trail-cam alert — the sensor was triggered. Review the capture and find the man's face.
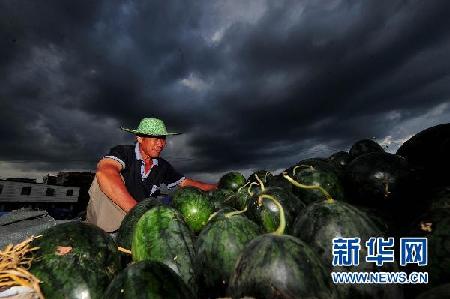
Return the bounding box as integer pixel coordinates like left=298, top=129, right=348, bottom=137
left=137, top=136, right=167, bottom=158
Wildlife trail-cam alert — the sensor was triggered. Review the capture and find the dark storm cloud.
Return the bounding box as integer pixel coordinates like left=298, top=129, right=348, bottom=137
left=0, top=0, right=107, bottom=167
left=184, top=0, right=450, bottom=173
left=0, top=0, right=449, bottom=180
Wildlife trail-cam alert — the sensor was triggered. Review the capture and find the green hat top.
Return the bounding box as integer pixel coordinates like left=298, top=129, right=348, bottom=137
left=121, top=118, right=181, bottom=136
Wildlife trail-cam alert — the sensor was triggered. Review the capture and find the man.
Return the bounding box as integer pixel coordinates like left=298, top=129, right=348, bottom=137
left=86, top=117, right=217, bottom=232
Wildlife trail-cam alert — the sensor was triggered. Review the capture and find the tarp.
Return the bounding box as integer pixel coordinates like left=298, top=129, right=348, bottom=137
left=0, top=208, right=67, bottom=250
left=0, top=286, right=38, bottom=299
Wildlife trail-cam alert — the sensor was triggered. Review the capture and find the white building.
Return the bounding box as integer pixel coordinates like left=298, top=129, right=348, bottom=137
left=0, top=179, right=79, bottom=211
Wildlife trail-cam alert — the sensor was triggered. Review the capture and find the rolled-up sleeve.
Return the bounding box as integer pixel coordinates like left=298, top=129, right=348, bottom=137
left=163, top=162, right=185, bottom=189
left=103, top=145, right=128, bottom=169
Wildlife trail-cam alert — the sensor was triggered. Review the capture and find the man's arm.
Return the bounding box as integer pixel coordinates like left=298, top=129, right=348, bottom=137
left=179, top=178, right=218, bottom=191
left=96, top=158, right=137, bottom=213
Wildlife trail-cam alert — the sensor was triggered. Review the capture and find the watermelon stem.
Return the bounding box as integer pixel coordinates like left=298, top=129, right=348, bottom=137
left=292, top=165, right=314, bottom=176
left=282, top=172, right=334, bottom=203
left=247, top=182, right=259, bottom=196
left=225, top=207, right=248, bottom=218
left=420, top=221, right=433, bottom=232
left=239, top=181, right=260, bottom=196
left=254, top=174, right=266, bottom=192
left=223, top=193, right=236, bottom=204
left=118, top=247, right=132, bottom=255
left=238, top=182, right=258, bottom=196
left=238, top=181, right=251, bottom=193
left=258, top=194, right=286, bottom=235
left=383, top=179, right=391, bottom=198
left=207, top=210, right=220, bottom=222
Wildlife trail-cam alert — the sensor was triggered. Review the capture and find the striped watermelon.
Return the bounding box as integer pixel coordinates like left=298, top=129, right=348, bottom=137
left=104, top=261, right=195, bottom=298
left=29, top=222, right=120, bottom=299
left=229, top=193, right=337, bottom=299
left=292, top=200, right=403, bottom=299
left=195, top=210, right=260, bottom=298
left=131, top=206, right=197, bottom=294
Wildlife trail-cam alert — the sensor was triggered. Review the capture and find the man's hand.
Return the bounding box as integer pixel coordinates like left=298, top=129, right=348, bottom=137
left=96, top=158, right=137, bottom=212
left=179, top=178, right=218, bottom=191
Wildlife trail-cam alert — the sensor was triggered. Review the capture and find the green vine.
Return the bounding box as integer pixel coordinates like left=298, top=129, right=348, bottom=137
left=225, top=207, right=248, bottom=218
left=254, top=174, right=266, bottom=192
left=282, top=172, right=334, bottom=203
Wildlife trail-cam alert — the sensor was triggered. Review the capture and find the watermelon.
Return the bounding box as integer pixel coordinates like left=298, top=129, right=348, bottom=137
left=283, top=161, right=344, bottom=205
left=345, top=152, right=421, bottom=229
left=116, top=198, right=161, bottom=250
left=266, top=173, right=293, bottom=191
left=396, top=123, right=450, bottom=190
left=29, top=222, right=120, bottom=299
left=406, top=200, right=450, bottom=288
left=228, top=195, right=338, bottom=299
left=246, top=186, right=304, bottom=233
left=218, top=171, right=246, bottom=191
left=210, top=182, right=252, bottom=211
left=429, top=186, right=450, bottom=211
left=208, top=188, right=235, bottom=210
left=226, top=189, right=251, bottom=211
left=349, top=138, right=385, bottom=159
left=210, top=174, right=257, bottom=211
left=104, top=261, right=195, bottom=299
left=172, top=187, right=214, bottom=233
left=328, top=151, right=351, bottom=180
left=345, top=152, right=411, bottom=205
left=415, top=284, right=450, bottom=299
left=131, top=206, right=197, bottom=294
left=247, top=169, right=293, bottom=192
left=195, top=210, right=260, bottom=298
left=328, top=150, right=351, bottom=169
left=246, top=170, right=272, bottom=193
left=292, top=200, right=403, bottom=299
left=292, top=157, right=340, bottom=175
left=229, top=234, right=339, bottom=299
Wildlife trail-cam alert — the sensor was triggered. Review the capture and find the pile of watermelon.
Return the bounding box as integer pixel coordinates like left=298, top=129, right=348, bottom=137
left=26, top=123, right=449, bottom=298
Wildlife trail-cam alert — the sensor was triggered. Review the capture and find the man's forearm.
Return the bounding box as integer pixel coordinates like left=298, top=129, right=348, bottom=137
left=96, top=170, right=137, bottom=212
left=180, top=178, right=218, bottom=191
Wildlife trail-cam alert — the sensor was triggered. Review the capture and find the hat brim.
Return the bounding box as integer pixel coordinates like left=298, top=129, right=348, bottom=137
left=121, top=127, right=181, bottom=136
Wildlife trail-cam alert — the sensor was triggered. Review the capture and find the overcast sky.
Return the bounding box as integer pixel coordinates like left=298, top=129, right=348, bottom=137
left=1, top=0, right=449, bottom=182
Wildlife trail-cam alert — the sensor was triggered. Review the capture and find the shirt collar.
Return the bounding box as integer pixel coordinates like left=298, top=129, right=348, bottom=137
left=134, top=142, right=159, bottom=166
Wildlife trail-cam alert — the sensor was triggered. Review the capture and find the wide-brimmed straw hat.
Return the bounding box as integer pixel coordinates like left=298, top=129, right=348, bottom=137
left=121, top=118, right=181, bottom=136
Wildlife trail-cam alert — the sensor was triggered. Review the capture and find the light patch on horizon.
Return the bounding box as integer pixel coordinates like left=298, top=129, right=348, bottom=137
left=0, top=162, right=55, bottom=182
left=378, top=135, right=412, bottom=153
left=271, top=167, right=286, bottom=176
left=379, top=102, right=450, bottom=153
left=0, top=159, right=97, bottom=182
